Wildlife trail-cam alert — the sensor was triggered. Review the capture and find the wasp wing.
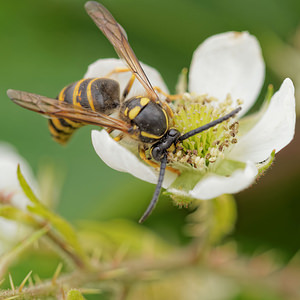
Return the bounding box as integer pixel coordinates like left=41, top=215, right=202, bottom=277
left=7, top=89, right=130, bottom=132
left=85, top=1, right=160, bottom=103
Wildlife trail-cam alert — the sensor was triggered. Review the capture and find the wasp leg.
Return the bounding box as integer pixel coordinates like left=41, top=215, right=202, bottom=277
left=105, top=67, right=131, bottom=77
left=106, top=128, right=114, bottom=134
left=153, top=86, right=183, bottom=102
left=105, top=128, right=124, bottom=142
left=139, top=146, right=180, bottom=175
left=163, top=101, right=174, bottom=119
left=152, top=86, right=181, bottom=118
left=122, top=74, right=136, bottom=101
left=104, top=67, right=136, bottom=102
left=114, top=133, right=124, bottom=142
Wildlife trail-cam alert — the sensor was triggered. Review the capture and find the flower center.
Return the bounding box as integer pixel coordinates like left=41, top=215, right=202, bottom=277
left=169, top=93, right=240, bottom=171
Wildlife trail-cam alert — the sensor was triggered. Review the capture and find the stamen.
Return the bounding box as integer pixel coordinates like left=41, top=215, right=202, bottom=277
left=171, top=93, right=240, bottom=171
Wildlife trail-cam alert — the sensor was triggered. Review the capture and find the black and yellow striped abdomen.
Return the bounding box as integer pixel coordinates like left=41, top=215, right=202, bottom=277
left=48, top=78, right=120, bottom=144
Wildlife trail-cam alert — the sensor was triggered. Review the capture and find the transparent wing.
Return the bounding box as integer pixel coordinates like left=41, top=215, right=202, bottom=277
left=7, top=89, right=130, bottom=132
left=85, top=1, right=160, bottom=103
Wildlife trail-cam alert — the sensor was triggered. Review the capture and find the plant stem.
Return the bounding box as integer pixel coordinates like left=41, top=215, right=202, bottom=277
left=0, top=245, right=300, bottom=299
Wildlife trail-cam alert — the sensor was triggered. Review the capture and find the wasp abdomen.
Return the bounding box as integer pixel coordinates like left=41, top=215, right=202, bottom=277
left=49, top=78, right=120, bottom=144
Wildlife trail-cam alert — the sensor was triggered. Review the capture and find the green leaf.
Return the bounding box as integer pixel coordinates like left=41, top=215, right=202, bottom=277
left=67, top=289, right=85, bottom=300
left=17, top=164, right=39, bottom=204
left=0, top=206, right=37, bottom=226
left=17, top=166, right=86, bottom=260
left=27, top=205, right=85, bottom=259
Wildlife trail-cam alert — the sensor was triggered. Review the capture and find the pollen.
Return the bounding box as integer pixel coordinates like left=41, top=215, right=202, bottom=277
left=171, top=93, right=240, bottom=171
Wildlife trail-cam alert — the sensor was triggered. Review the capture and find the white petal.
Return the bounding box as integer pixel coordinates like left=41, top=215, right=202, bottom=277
left=91, top=130, right=177, bottom=188
left=0, top=218, right=28, bottom=255
left=228, top=78, right=296, bottom=163
left=189, top=32, right=265, bottom=115
left=0, top=143, right=37, bottom=210
left=168, top=161, right=257, bottom=200
left=84, top=58, right=169, bottom=98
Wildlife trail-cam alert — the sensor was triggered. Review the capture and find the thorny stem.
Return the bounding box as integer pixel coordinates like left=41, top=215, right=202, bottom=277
left=0, top=245, right=198, bottom=299
left=1, top=244, right=300, bottom=299
left=43, top=225, right=86, bottom=269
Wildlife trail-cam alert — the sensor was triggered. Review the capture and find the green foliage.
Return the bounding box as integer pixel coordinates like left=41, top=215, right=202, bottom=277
left=0, top=0, right=299, bottom=299
left=0, top=206, right=36, bottom=226
left=0, top=159, right=298, bottom=299
left=67, top=289, right=85, bottom=300
left=17, top=165, right=86, bottom=261
left=78, top=219, right=173, bottom=258
left=185, top=195, right=237, bottom=245
left=210, top=195, right=237, bottom=244
left=215, top=159, right=246, bottom=177
left=0, top=227, right=49, bottom=278
left=257, top=150, right=276, bottom=175
left=168, top=166, right=205, bottom=197
left=17, top=165, right=40, bottom=205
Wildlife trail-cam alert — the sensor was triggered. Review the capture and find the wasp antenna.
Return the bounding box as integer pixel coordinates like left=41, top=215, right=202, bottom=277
left=139, top=154, right=168, bottom=223
left=179, top=106, right=242, bottom=141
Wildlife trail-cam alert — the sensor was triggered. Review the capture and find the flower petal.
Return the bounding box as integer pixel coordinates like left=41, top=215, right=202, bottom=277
left=84, top=58, right=169, bottom=98
left=91, top=130, right=177, bottom=188
left=168, top=161, right=257, bottom=200
left=228, top=78, right=296, bottom=163
left=189, top=32, right=265, bottom=115
left=0, top=143, right=37, bottom=210
left=0, top=218, right=28, bottom=255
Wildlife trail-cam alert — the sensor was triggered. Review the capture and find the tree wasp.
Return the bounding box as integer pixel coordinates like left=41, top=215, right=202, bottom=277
left=7, top=1, right=241, bottom=222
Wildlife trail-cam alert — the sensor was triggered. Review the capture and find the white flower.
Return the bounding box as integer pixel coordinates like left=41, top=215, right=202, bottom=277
left=89, top=32, right=296, bottom=202
left=0, top=143, right=37, bottom=254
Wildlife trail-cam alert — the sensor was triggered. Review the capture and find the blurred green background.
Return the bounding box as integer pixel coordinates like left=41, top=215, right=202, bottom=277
left=1, top=0, right=299, bottom=258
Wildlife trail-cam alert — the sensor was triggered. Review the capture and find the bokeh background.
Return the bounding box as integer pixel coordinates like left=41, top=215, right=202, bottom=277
left=1, top=0, right=300, bottom=274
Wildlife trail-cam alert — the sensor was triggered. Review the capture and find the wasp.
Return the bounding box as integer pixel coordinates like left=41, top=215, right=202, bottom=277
left=7, top=1, right=241, bottom=222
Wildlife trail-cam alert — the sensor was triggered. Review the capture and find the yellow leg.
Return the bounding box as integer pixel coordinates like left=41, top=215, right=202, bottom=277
left=163, top=101, right=174, bottom=119
left=153, top=86, right=183, bottom=102
left=105, top=67, right=131, bottom=77
left=105, top=128, right=124, bottom=142
left=114, top=133, right=124, bottom=142
left=105, top=67, right=135, bottom=102
left=122, top=74, right=136, bottom=101
left=139, top=147, right=180, bottom=175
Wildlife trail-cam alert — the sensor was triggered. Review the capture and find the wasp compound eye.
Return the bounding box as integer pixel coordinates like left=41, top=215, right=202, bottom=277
left=151, top=145, right=163, bottom=162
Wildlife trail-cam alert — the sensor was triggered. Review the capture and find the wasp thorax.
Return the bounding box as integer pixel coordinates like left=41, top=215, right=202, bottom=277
left=121, top=96, right=169, bottom=143
left=170, top=93, right=241, bottom=171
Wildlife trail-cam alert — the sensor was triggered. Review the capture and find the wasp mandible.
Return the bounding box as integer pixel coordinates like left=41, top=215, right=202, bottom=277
left=7, top=1, right=241, bottom=222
